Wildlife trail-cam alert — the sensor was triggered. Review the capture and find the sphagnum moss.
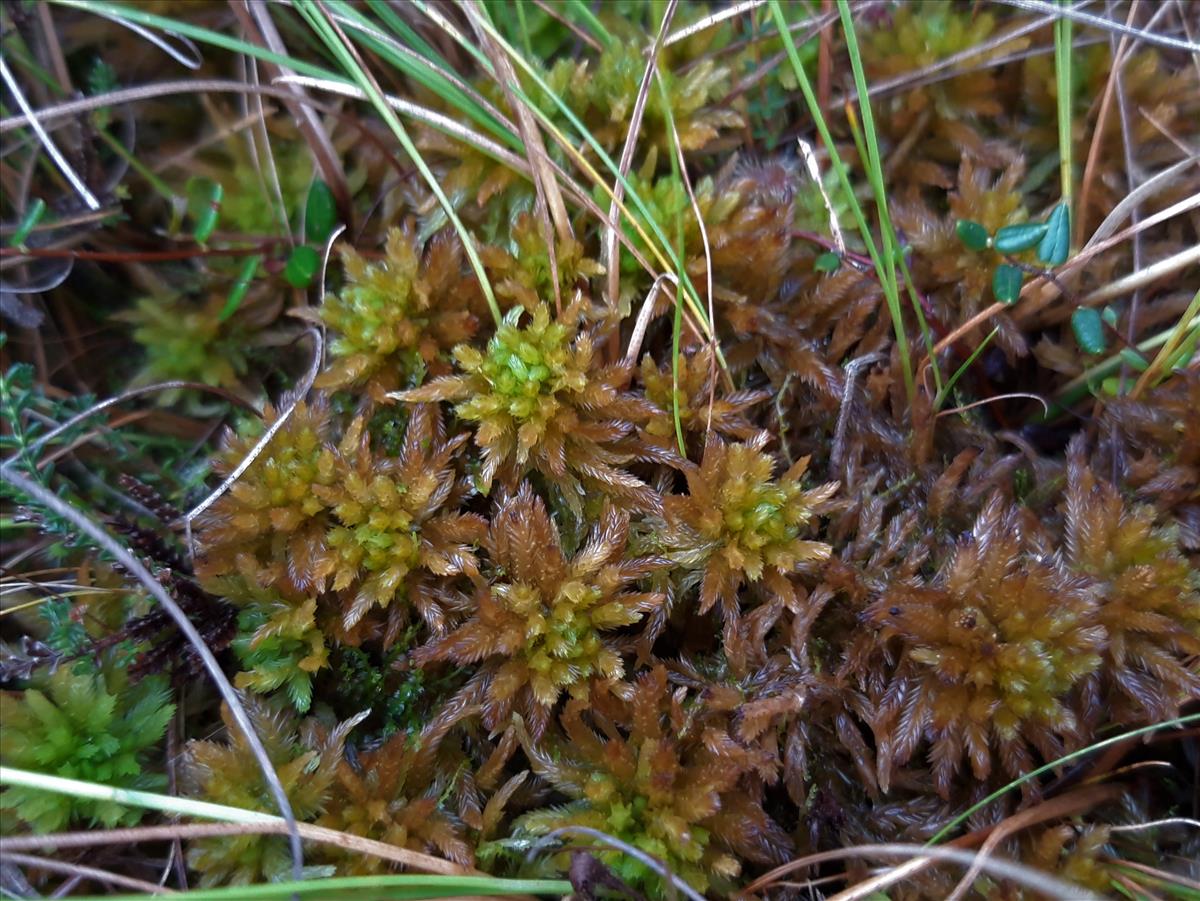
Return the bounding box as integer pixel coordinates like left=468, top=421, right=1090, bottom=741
left=3, top=3, right=1199, bottom=899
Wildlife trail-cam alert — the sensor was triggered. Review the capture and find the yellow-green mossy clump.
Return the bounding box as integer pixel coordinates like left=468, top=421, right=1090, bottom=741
left=312, top=404, right=484, bottom=632
left=658, top=433, right=837, bottom=620
left=868, top=496, right=1105, bottom=795
left=397, top=302, right=660, bottom=511
left=314, top=725, right=472, bottom=874
left=546, top=35, right=742, bottom=155
left=312, top=227, right=480, bottom=401
left=414, top=483, right=665, bottom=734
left=514, top=666, right=791, bottom=898
left=195, top=399, right=337, bottom=595
left=180, top=697, right=357, bottom=885
left=1064, top=442, right=1200, bottom=724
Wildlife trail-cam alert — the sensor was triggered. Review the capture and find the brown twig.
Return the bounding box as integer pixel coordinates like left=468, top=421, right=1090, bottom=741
left=2, top=851, right=177, bottom=896
left=945, top=785, right=1122, bottom=901
left=0, top=821, right=471, bottom=876
left=465, top=0, right=571, bottom=314
left=232, top=0, right=353, bottom=229
left=737, top=843, right=1104, bottom=900
left=603, top=0, right=679, bottom=315
left=1077, top=0, right=1143, bottom=243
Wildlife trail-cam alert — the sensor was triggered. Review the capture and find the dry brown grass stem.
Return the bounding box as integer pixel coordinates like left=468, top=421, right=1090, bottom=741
left=465, top=0, right=570, bottom=313
left=1105, top=858, right=1200, bottom=892
left=944, top=785, right=1122, bottom=901
left=272, top=74, right=662, bottom=280
left=996, top=0, right=1200, bottom=53
left=0, top=820, right=473, bottom=876
left=604, top=0, right=679, bottom=310
left=665, top=1, right=766, bottom=46
left=2, top=850, right=177, bottom=895
left=234, top=1, right=352, bottom=227
left=737, top=843, right=1106, bottom=900
left=1077, top=0, right=1144, bottom=244
left=532, top=0, right=602, bottom=50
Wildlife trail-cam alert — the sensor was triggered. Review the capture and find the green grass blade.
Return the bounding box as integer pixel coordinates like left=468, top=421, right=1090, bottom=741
left=410, top=1, right=717, bottom=345
left=565, top=0, right=615, bottom=47
left=658, top=73, right=689, bottom=456
left=80, top=875, right=572, bottom=901
left=49, top=0, right=346, bottom=83
left=925, top=713, right=1200, bottom=846
left=331, top=1, right=518, bottom=149
left=934, top=328, right=997, bottom=409
left=0, top=765, right=279, bottom=824
left=294, top=1, right=500, bottom=325
left=768, top=1, right=918, bottom=403
left=1054, top=1, right=1074, bottom=212
left=835, top=0, right=916, bottom=402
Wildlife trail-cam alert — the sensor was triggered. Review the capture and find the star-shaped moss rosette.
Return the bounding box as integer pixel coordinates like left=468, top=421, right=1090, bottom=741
left=657, top=433, right=837, bottom=619
left=867, top=496, right=1105, bottom=796
left=311, top=404, right=485, bottom=632
left=514, top=666, right=791, bottom=897
left=308, top=227, right=480, bottom=401
left=314, top=726, right=472, bottom=874
left=1064, top=443, right=1200, bottom=724
left=395, top=303, right=660, bottom=512
left=413, top=483, right=665, bottom=734
left=639, top=346, right=770, bottom=452
left=195, top=399, right=337, bottom=595
left=181, top=697, right=359, bottom=886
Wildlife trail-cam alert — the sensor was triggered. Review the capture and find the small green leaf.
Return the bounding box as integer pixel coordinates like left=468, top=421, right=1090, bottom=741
left=10, top=199, right=46, bottom=248
left=218, top=254, right=261, bottom=321
left=1101, top=305, right=1119, bottom=328
left=284, top=245, right=320, bottom=288
left=1071, top=307, right=1106, bottom=354
left=1118, top=347, right=1148, bottom=372
left=304, top=180, right=337, bottom=244
left=1100, top=376, right=1122, bottom=396
left=85, top=59, right=118, bottom=128
left=814, top=251, right=841, bottom=273
left=993, top=221, right=1049, bottom=254
left=185, top=176, right=223, bottom=244
left=1037, top=202, right=1070, bottom=266
left=992, top=263, right=1023, bottom=304
left=955, top=219, right=990, bottom=252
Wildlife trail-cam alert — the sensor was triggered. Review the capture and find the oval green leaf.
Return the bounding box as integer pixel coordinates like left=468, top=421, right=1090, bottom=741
left=955, top=219, right=990, bottom=252
left=993, top=221, right=1049, bottom=255
left=814, top=251, right=841, bottom=273
left=186, top=176, right=223, bottom=244
left=1037, top=202, right=1070, bottom=266
left=992, top=263, right=1023, bottom=305
left=219, top=254, right=262, bottom=321
left=1118, top=347, right=1148, bottom=372
left=284, top=245, right=320, bottom=289
left=305, top=180, right=337, bottom=244
left=1071, top=307, right=1106, bottom=354
left=10, top=198, right=47, bottom=248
